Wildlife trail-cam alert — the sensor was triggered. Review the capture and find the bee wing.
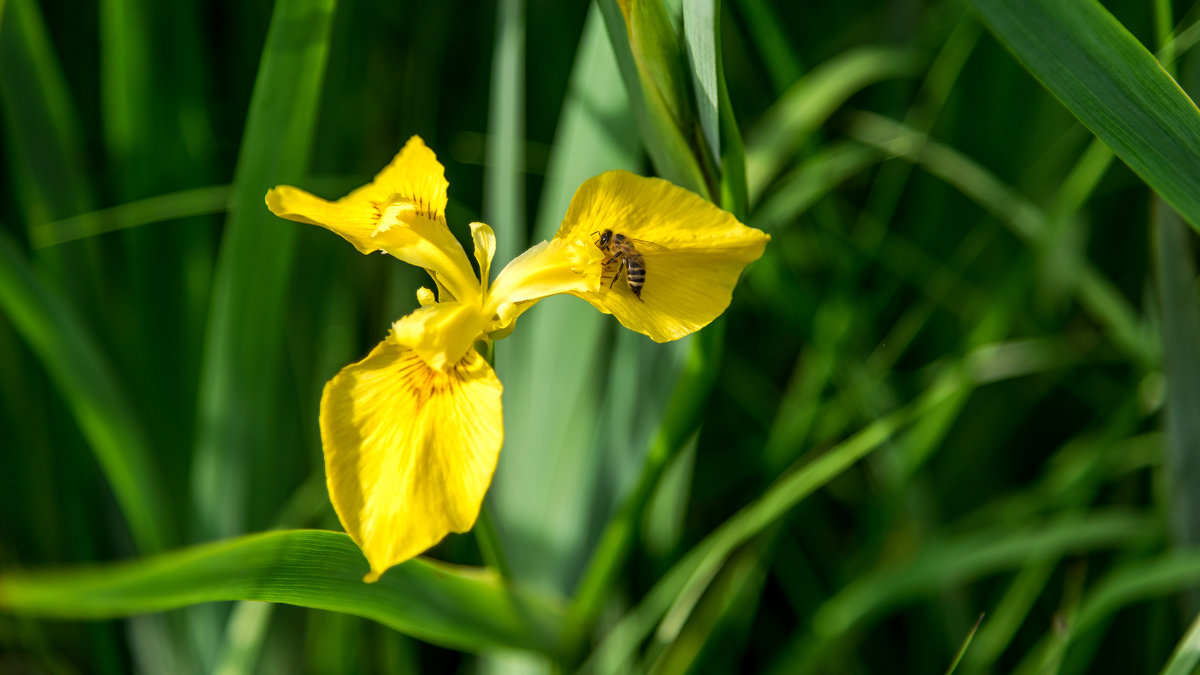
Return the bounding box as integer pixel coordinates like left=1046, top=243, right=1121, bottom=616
left=629, top=238, right=670, bottom=253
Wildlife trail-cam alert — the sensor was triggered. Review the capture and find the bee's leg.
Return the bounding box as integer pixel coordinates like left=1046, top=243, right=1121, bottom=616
left=608, top=258, right=626, bottom=289
left=601, top=249, right=626, bottom=267
left=602, top=250, right=626, bottom=288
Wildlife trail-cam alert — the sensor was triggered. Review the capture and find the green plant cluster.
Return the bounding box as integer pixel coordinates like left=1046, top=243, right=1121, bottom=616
left=3, top=0, right=1200, bottom=672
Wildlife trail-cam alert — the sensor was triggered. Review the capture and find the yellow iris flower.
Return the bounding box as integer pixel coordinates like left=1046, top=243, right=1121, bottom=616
left=266, top=136, right=768, bottom=581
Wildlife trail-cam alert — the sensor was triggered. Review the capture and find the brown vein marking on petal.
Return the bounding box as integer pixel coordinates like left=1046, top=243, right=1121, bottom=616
left=414, top=195, right=437, bottom=220
left=398, top=350, right=473, bottom=407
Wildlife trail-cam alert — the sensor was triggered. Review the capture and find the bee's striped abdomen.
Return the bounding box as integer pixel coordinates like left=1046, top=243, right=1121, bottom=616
left=626, top=253, right=646, bottom=300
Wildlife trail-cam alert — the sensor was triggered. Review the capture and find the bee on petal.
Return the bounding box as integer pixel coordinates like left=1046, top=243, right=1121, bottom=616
left=593, top=228, right=667, bottom=301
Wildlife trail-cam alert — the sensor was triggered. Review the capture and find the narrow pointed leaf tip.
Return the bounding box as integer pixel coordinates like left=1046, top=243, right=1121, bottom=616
left=556, top=170, right=769, bottom=342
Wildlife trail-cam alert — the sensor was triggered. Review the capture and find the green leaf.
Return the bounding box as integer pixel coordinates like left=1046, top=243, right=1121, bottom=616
left=683, top=0, right=719, bottom=167
left=969, top=0, right=1200, bottom=234
left=617, top=0, right=695, bottom=134
left=811, top=511, right=1158, bottom=640
left=728, top=0, right=801, bottom=94
left=744, top=46, right=924, bottom=203
left=711, top=0, right=747, bottom=218
left=99, top=0, right=153, bottom=198
left=483, top=0, right=525, bottom=264
left=0, top=0, right=94, bottom=225
left=580, top=366, right=968, bottom=672
left=598, top=0, right=710, bottom=197
left=0, top=530, right=578, bottom=658
left=31, top=185, right=231, bottom=248
left=1153, top=197, right=1200, bottom=576
left=0, top=234, right=169, bottom=552
left=1073, top=552, right=1200, bottom=645
left=846, top=112, right=1157, bottom=370
left=191, top=0, right=337, bottom=540
left=1160, top=608, right=1200, bottom=675
left=750, top=142, right=884, bottom=233
left=945, top=614, right=984, bottom=675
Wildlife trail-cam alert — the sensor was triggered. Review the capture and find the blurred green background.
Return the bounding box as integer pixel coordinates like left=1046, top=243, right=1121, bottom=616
left=5, top=0, right=1200, bottom=672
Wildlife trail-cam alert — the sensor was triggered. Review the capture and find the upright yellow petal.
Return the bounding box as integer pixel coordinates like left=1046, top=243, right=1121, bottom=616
left=470, top=222, right=496, bottom=294
left=321, top=338, right=503, bottom=582
left=555, top=170, right=769, bottom=342
left=374, top=204, right=480, bottom=303
left=344, top=135, right=449, bottom=223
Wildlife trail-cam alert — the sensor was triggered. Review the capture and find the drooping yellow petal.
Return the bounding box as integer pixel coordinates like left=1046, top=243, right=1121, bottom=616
left=555, top=170, right=769, bottom=342
left=484, top=236, right=603, bottom=334
left=391, top=302, right=485, bottom=372
left=321, top=338, right=503, bottom=582
left=343, top=135, right=449, bottom=224
left=265, top=186, right=381, bottom=254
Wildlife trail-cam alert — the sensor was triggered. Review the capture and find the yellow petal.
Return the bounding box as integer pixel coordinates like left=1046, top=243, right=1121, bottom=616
left=391, top=302, right=485, bottom=372
left=322, top=339, right=503, bottom=582
left=265, top=186, right=381, bottom=254
left=470, top=222, right=496, bottom=293
left=267, top=137, right=479, bottom=301
left=484, top=236, right=603, bottom=335
left=343, top=135, right=449, bottom=223
left=556, top=170, right=769, bottom=341
left=374, top=204, right=480, bottom=303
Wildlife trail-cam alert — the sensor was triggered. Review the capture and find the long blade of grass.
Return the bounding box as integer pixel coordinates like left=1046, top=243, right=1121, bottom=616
left=1160, top=608, right=1200, bottom=675
left=683, top=0, right=719, bottom=167
left=846, top=112, right=1157, bottom=370
left=641, top=533, right=772, bottom=675
left=712, top=0, right=747, bottom=217
left=750, top=142, right=884, bottom=233
left=0, top=0, right=109, bottom=327
left=0, top=530, right=578, bottom=658
left=945, top=614, right=984, bottom=675
left=744, top=46, right=925, bottom=202
left=969, top=0, right=1200, bottom=234
left=1153, top=196, right=1200, bottom=609
left=810, top=511, right=1157, bottom=640
left=0, top=0, right=94, bottom=226
left=0, top=234, right=168, bottom=552
left=191, top=0, right=337, bottom=540
left=728, top=0, right=801, bottom=94
left=587, top=325, right=1106, bottom=671
left=580, top=366, right=967, bottom=672
left=598, top=0, right=710, bottom=196
left=484, top=0, right=525, bottom=264
left=1073, top=552, right=1200, bottom=648
left=31, top=185, right=231, bottom=248
left=99, top=0, right=152, bottom=198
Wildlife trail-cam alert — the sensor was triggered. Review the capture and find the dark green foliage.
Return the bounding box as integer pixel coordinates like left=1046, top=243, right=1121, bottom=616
left=3, top=0, right=1200, bottom=673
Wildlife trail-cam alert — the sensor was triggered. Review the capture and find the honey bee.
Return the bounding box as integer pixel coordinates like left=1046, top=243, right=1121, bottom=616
left=593, top=229, right=666, bottom=301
